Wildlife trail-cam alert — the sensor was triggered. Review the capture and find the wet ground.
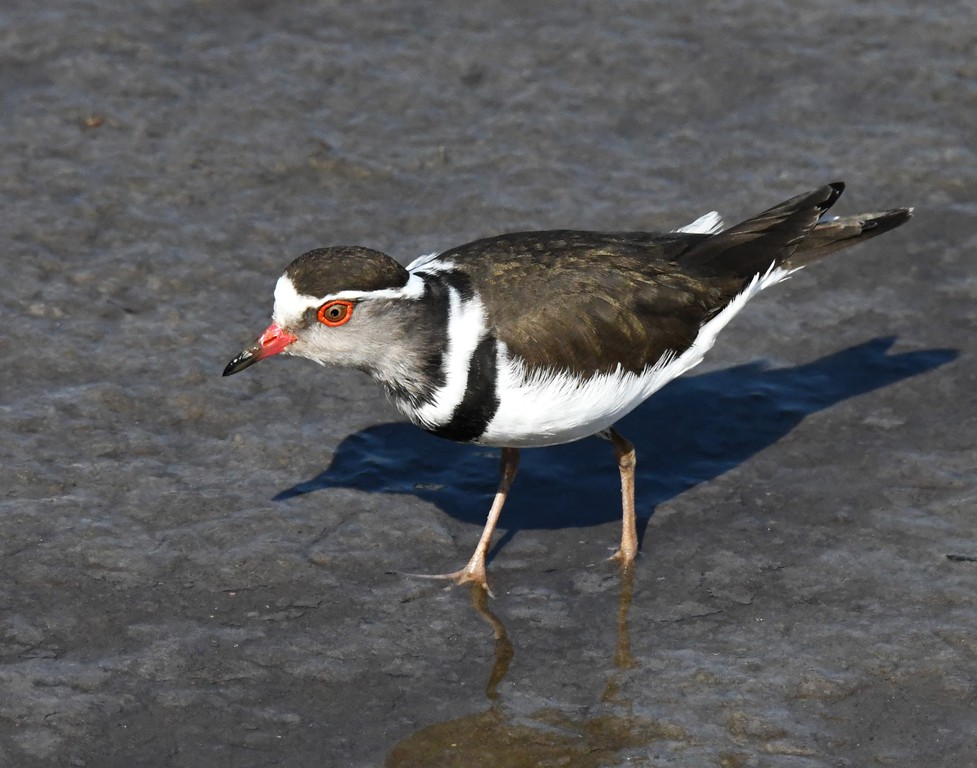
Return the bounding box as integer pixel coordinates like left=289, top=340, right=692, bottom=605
left=2, top=0, right=976, bottom=765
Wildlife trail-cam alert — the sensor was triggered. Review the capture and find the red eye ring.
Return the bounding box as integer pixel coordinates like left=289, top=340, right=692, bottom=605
left=316, top=300, right=354, bottom=327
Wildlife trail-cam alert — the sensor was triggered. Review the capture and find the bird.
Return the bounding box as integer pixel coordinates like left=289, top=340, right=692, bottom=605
left=223, top=182, right=911, bottom=592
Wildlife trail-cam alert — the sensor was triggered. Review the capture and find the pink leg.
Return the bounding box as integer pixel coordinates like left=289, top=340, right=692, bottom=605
left=410, top=447, right=519, bottom=594
left=605, top=428, right=638, bottom=565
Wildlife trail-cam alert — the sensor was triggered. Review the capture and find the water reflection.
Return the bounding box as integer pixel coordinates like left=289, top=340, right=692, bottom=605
left=469, top=585, right=514, bottom=700
left=386, top=568, right=685, bottom=767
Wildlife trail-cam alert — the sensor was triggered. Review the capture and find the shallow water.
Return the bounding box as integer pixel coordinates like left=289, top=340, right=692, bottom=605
left=2, top=1, right=976, bottom=765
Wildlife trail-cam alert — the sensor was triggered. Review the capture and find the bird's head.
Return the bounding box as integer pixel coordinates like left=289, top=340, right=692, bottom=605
left=223, top=246, right=418, bottom=377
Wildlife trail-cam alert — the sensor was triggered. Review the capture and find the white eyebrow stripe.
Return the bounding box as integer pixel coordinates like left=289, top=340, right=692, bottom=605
left=272, top=272, right=429, bottom=326
left=326, top=272, right=428, bottom=302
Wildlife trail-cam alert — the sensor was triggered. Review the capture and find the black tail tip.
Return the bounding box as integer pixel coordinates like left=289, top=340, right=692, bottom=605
left=871, top=207, right=914, bottom=232
left=821, top=181, right=846, bottom=210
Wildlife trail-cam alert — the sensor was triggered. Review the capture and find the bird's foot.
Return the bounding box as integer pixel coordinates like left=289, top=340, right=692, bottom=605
left=402, top=559, right=493, bottom=597
left=608, top=547, right=638, bottom=569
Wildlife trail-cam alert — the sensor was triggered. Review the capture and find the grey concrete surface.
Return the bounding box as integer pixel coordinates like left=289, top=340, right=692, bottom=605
left=1, top=1, right=975, bottom=766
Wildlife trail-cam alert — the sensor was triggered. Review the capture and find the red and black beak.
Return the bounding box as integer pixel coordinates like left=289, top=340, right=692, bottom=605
left=222, top=322, right=298, bottom=376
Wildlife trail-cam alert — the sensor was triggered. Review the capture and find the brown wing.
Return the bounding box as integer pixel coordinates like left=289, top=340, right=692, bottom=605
left=436, top=184, right=878, bottom=377
left=440, top=231, right=736, bottom=376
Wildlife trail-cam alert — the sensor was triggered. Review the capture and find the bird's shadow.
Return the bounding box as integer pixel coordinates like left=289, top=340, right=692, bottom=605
left=274, top=338, right=956, bottom=544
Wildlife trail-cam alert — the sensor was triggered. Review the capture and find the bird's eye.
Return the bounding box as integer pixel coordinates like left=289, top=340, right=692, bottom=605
left=317, top=300, right=354, bottom=327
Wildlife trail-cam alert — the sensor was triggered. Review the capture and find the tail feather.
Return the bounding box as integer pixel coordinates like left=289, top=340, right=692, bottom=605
left=678, top=182, right=912, bottom=278
left=785, top=207, right=914, bottom=267
left=679, top=183, right=845, bottom=277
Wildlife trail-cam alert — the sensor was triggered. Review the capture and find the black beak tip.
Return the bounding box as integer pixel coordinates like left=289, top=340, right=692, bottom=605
left=222, top=352, right=256, bottom=377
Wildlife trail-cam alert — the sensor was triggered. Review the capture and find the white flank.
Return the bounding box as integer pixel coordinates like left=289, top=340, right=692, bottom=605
left=478, top=263, right=798, bottom=447
left=676, top=211, right=725, bottom=235
left=408, top=284, right=489, bottom=429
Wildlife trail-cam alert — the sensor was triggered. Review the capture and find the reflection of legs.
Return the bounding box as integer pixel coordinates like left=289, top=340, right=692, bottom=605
left=603, top=563, right=638, bottom=704
left=469, top=585, right=515, bottom=699
left=614, top=563, right=636, bottom=670
left=604, top=427, right=638, bottom=564
left=413, top=447, right=519, bottom=593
